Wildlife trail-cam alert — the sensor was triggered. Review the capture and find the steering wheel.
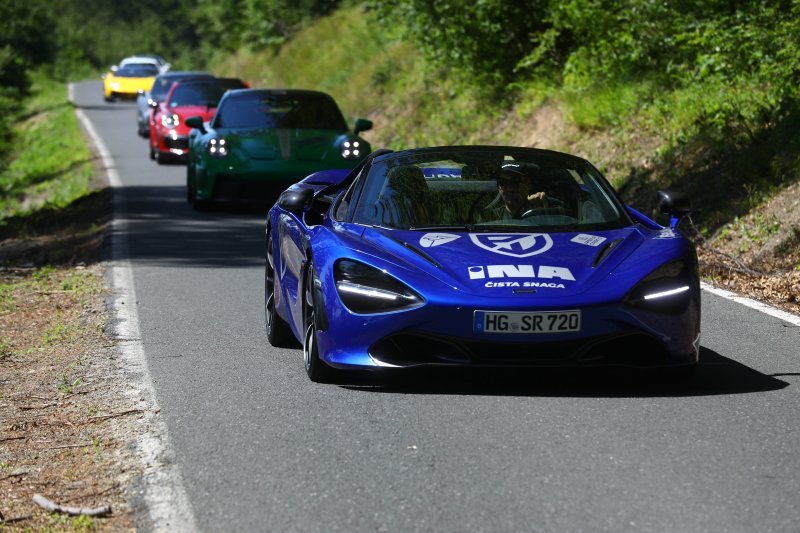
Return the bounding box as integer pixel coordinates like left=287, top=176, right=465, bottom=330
left=521, top=196, right=572, bottom=219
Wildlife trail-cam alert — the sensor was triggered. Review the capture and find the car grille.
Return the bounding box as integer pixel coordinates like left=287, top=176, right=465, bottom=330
left=213, top=176, right=281, bottom=204
left=368, top=331, right=668, bottom=368
left=164, top=136, right=188, bottom=150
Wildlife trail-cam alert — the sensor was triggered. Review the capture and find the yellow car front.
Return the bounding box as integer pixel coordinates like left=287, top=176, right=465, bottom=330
left=102, top=65, right=158, bottom=102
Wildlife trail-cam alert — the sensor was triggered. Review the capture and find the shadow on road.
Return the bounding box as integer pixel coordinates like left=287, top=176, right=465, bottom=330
left=111, top=185, right=270, bottom=268
left=338, top=346, right=788, bottom=398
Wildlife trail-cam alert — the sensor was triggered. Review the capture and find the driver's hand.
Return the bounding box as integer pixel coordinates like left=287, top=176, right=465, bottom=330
left=527, top=191, right=546, bottom=202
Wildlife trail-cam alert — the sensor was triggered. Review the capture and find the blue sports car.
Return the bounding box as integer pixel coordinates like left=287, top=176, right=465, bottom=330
left=265, top=146, right=701, bottom=382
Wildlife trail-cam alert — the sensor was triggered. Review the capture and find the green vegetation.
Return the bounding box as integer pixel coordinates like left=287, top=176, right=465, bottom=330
left=0, top=1, right=55, bottom=169
left=0, top=74, right=95, bottom=227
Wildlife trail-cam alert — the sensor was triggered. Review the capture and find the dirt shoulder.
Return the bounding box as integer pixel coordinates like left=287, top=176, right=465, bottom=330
left=0, top=196, right=150, bottom=531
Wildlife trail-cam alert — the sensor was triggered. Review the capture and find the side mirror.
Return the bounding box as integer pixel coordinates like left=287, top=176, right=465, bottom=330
left=277, top=186, right=313, bottom=212
left=657, top=190, right=691, bottom=228
left=185, top=116, right=206, bottom=133
left=354, top=118, right=373, bottom=135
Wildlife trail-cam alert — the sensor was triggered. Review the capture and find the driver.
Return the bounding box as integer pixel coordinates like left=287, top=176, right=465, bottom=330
left=496, top=163, right=548, bottom=219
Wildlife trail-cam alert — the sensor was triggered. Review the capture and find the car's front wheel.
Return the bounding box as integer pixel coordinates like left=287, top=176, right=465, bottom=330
left=186, top=164, right=195, bottom=203
left=265, top=233, right=294, bottom=347
left=303, top=261, right=335, bottom=383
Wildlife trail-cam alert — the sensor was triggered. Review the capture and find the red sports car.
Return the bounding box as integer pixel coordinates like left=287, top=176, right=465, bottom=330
left=149, top=77, right=247, bottom=163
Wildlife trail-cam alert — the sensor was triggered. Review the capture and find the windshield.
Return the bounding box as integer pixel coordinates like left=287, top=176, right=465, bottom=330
left=115, top=65, right=158, bottom=78
left=168, top=80, right=246, bottom=108
left=213, top=92, right=347, bottom=130
left=151, top=74, right=212, bottom=101
left=351, top=149, right=630, bottom=231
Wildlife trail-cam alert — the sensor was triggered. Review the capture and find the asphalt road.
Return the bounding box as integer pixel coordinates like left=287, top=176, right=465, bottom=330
left=74, top=80, right=800, bottom=532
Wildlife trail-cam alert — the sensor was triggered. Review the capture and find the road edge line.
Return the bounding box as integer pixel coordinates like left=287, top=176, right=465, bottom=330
left=701, top=281, right=800, bottom=327
left=70, top=83, right=198, bottom=532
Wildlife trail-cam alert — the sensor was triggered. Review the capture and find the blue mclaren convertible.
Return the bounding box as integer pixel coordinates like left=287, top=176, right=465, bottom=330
left=265, top=146, right=701, bottom=382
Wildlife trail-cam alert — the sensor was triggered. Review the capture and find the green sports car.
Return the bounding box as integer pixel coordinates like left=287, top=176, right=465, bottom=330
left=185, top=88, right=372, bottom=209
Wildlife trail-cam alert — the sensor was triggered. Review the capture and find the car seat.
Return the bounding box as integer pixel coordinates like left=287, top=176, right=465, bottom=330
left=380, top=166, right=431, bottom=227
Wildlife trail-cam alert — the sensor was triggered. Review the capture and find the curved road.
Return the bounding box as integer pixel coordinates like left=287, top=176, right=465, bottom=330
left=74, top=80, right=800, bottom=532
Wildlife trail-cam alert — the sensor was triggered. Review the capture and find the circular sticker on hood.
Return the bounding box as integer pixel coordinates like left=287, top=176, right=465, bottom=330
left=469, top=233, right=553, bottom=258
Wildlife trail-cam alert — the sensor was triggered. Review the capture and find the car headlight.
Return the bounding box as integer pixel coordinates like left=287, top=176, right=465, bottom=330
left=161, top=113, right=180, bottom=128
left=625, top=260, right=692, bottom=313
left=334, top=260, right=423, bottom=314
left=340, top=140, right=362, bottom=160
left=206, top=138, right=228, bottom=158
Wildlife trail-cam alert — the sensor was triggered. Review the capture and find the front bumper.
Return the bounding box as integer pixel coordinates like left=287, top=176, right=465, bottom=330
left=315, top=300, right=700, bottom=370
left=156, top=132, right=190, bottom=160
left=197, top=160, right=358, bottom=204
left=108, top=90, right=139, bottom=101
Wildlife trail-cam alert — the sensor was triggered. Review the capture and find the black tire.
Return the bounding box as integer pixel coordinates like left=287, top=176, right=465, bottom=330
left=265, top=233, right=295, bottom=347
left=191, top=198, right=211, bottom=212
left=303, top=261, right=335, bottom=383
left=149, top=142, right=155, bottom=161
left=186, top=166, right=194, bottom=203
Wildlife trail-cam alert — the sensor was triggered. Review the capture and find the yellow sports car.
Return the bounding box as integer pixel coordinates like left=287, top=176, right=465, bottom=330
left=102, top=63, right=159, bottom=102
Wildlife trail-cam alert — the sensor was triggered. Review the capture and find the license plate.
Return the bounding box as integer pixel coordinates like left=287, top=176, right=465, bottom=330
left=474, top=310, right=581, bottom=334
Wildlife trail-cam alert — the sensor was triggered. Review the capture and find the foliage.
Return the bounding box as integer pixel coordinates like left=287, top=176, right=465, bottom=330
left=189, top=0, right=341, bottom=55
left=370, top=0, right=553, bottom=89
left=374, top=1, right=800, bottom=137
left=0, top=1, right=56, bottom=168
left=44, top=0, right=204, bottom=77
left=0, top=74, right=94, bottom=224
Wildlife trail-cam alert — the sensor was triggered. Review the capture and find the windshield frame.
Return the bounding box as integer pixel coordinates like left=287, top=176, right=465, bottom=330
left=211, top=90, right=348, bottom=131
left=346, top=147, right=634, bottom=232
left=115, top=65, right=158, bottom=78
left=166, top=80, right=246, bottom=108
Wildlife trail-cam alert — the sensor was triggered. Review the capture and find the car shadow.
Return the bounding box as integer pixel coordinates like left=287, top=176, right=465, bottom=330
left=75, top=104, right=136, bottom=111
left=337, top=346, right=788, bottom=398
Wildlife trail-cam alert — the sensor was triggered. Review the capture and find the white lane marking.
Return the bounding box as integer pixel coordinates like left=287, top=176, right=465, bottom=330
left=701, top=282, right=800, bottom=327
left=70, top=83, right=198, bottom=532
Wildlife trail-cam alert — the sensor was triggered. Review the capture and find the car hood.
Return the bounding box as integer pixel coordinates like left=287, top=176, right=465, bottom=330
left=229, top=129, right=341, bottom=161
left=357, top=226, right=647, bottom=298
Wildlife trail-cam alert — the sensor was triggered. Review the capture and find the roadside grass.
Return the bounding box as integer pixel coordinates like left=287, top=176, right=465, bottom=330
left=0, top=73, right=97, bottom=227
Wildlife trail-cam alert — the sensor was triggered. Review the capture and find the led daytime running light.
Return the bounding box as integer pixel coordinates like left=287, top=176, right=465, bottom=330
left=207, top=137, right=228, bottom=157
left=336, top=281, right=414, bottom=301
left=341, top=140, right=361, bottom=160
left=643, top=285, right=690, bottom=300
left=161, top=113, right=180, bottom=128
